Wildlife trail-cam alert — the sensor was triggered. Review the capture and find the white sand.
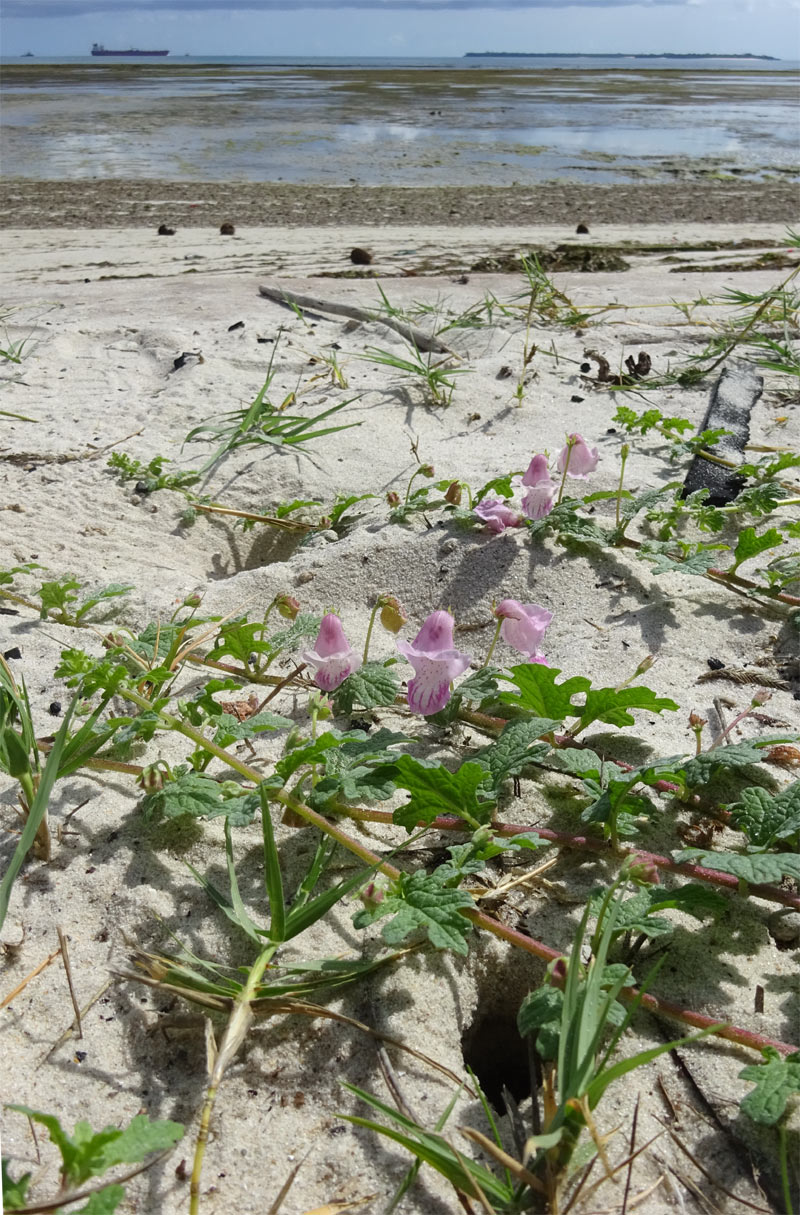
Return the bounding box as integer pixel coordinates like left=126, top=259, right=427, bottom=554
left=1, top=223, right=798, bottom=1214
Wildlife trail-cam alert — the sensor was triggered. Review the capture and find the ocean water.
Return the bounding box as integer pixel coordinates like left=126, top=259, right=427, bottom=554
left=2, top=55, right=798, bottom=186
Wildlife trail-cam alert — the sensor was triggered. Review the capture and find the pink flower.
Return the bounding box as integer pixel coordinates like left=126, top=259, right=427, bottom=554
left=521, top=453, right=556, bottom=520
left=474, top=497, right=523, bottom=534
left=557, top=433, right=599, bottom=479
left=522, top=453, right=551, bottom=487
left=301, top=613, right=361, bottom=691
left=396, top=610, right=472, bottom=716
left=495, top=599, right=553, bottom=663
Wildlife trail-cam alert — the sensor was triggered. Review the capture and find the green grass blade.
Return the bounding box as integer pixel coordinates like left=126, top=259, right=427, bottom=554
left=0, top=694, right=78, bottom=931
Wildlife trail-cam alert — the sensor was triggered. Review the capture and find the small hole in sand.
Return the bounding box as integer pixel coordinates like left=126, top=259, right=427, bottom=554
left=461, top=1009, right=529, bottom=1115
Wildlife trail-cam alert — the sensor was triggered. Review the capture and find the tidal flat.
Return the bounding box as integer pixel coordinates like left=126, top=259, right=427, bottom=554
left=2, top=61, right=798, bottom=187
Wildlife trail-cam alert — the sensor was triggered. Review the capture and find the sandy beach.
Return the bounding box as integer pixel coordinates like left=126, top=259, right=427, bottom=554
left=1, top=207, right=799, bottom=1215
left=2, top=177, right=800, bottom=229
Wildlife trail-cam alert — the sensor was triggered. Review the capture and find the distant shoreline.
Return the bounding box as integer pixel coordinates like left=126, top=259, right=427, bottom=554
left=464, top=52, right=779, bottom=61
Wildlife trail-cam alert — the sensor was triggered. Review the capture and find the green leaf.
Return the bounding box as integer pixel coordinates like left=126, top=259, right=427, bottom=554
left=353, top=868, right=475, bottom=954
left=739, top=1049, right=800, bottom=1126
left=2, top=1158, right=31, bottom=1209
left=680, top=739, right=792, bottom=788
left=547, top=748, right=604, bottom=778
left=72, top=1186, right=126, bottom=1214
left=500, top=664, right=588, bottom=721
left=451, top=665, right=502, bottom=707
left=475, top=718, right=557, bottom=791
left=730, top=782, right=800, bottom=848
left=731, top=526, right=784, bottom=573
left=639, top=543, right=726, bottom=576
left=141, top=768, right=255, bottom=824
left=673, top=848, right=800, bottom=885
left=38, top=575, right=81, bottom=620
left=576, top=685, right=679, bottom=733
left=331, top=662, right=401, bottom=713
left=390, top=756, right=494, bottom=830
left=589, top=885, right=724, bottom=940
left=211, top=710, right=292, bottom=745
left=340, top=1084, right=512, bottom=1203
left=0, top=695, right=79, bottom=932
left=517, top=986, right=564, bottom=1059
left=273, top=731, right=345, bottom=783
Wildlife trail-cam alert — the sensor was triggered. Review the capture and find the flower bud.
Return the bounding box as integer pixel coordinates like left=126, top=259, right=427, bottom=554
left=138, top=762, right=168, bottom=795
left=379, top=594, right=407, bottom=634
left=419, top=464, right=435, bottom=478
left=275, top=594, right=300, bottom=621
left=634, top=654, right=655, bottom=678
left=386, top=491, right=401, bottom=507
left=308, top=689, right=333, bottom=718
left=183, top=593, right=202, bottom=608
left=444, top=480, right=462, bottom=506
left=627, top=853, right=660, bottom=886
left=360, top=881, right=385, bottom=910
left=689, top=711, right=707, bottom=729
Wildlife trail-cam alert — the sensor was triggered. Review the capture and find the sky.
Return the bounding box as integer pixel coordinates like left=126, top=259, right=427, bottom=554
left=2, top=0, right=798, bottom=58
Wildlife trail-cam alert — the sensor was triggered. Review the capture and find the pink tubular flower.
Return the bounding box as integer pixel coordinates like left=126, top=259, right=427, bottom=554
left=474, top=497, right=523, bottom=534
left=522, top=453, right=550, bottom=487
left=301, top=613, right=361, bottom=691
left=521, top=453, right=556, bottom=521
left=495, top=599, right=553, bottom=664
left=396, top=610, right=472, bottom=716
left=557, top=433, right=599, bottom=479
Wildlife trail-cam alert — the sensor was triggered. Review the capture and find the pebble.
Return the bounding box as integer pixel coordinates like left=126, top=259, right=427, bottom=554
left=440, top=538, right=459, bottom=555
left=295, top=570, right=315, bottom=585
left=767, top=909, right=800, bottom=945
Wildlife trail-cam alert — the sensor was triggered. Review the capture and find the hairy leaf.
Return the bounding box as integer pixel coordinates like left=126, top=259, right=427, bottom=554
left=673, top=848, right=800, bottom=885
left=391, top=756, right=495, bottom=830
left=729, top=782, right=800, bottom=848
left=739, top=1049, right=800, bottom=1126
left=576, top=685, right=679, bottom=732
left=141, top=767, right=257, bottom=824
left=500, top=664, right=588, bottom=721
left=5, top=1108, right=182, bottom=1188
left=353, top=868, right=475, bottom=954
left=475, top=718, right=557, bottom=791
left=680, top=738, right=793, bottom=788
left=731, top=526, right=784, bottom=572
left=332, top=661, right=401, bottom=713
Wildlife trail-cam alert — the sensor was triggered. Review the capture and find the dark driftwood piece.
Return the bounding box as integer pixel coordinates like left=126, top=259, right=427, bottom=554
left=257, top=284, right=456, bottom=355
left=682, top=364, right=763, bottom=505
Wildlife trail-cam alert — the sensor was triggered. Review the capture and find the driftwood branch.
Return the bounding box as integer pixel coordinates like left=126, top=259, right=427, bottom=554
left=258, top=284, right=456, bottom=355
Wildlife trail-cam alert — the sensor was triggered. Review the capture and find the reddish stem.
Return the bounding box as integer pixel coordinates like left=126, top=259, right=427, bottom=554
left=278, top=792, right=797, bottom=1057
left=344, top=807, right=800, bottom=911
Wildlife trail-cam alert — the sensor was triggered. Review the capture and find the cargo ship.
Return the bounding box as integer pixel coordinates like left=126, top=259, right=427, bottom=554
left=91, top=43, right=169, bottom=56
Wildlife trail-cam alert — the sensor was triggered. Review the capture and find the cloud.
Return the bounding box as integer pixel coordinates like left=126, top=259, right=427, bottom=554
left=5, top=0, right=687, bottom=15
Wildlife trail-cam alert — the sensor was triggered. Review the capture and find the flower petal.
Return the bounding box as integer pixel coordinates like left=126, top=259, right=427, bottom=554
left=522, top=453, right=551, bottom=487
left=409, top=609, right=455, bottom=655
left=557, top=434, right=599, bottom=478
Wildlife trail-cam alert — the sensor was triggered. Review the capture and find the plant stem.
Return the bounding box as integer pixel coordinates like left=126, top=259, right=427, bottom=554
left=482, top=618, right=503, bottom=668
left=342, top=806, right=800, bottom=911
left=362, top=601, right=380, bottom=665
left=556, top=444, right=572, bottom=506
left=615, top=444, right=629, bottom=529
left=189, top=943, right=277, bottom=1215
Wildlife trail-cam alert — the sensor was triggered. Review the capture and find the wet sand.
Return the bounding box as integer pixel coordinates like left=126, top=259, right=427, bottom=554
left=3, top=62, right=798, bottom=187
left=2, top=177, right=799, bottom=229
